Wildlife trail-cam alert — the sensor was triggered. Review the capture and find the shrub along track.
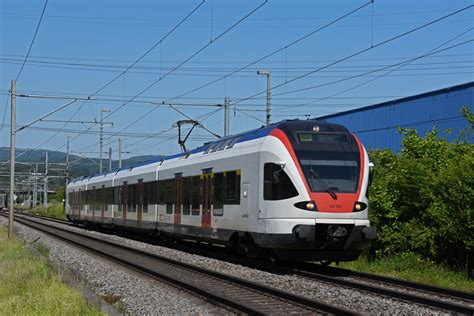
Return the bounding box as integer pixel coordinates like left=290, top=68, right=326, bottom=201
left=13, top=212, right=474, bottom=314
left=7, top=214, right=355, bottom=315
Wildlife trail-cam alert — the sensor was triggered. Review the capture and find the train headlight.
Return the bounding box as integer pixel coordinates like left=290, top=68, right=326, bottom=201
left=294, top=201, right=318, bottom=211
left=353, top=202, right=367, bottom=212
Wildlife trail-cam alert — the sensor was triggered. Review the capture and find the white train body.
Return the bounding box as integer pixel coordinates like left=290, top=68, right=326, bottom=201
left=67, top=120, right=376, bottom=262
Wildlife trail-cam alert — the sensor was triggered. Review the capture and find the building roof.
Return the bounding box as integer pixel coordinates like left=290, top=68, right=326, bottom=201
left=316, top=81, right=474, bottom=120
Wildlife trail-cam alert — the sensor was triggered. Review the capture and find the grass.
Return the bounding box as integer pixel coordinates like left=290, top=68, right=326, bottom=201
left=0, top=227, right=102, bottom=315
left=28, top=202, right=67, bottom=220
left=338, top=252, right=474, bottom=293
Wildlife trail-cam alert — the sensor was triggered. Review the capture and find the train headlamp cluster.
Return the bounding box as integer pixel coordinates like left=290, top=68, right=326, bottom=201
left=294, top=201, right=317, bottom=211
left=353, top=202, right=367, bottom=212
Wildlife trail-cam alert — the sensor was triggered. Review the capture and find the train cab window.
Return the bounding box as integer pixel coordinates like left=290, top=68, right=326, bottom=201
left=183, top=177, right=191, bottom=215
left=191, top=176, right=201, bottom=215
left=213, top=173, right=224, bottom=216
left=264, top=163, right=298, bottom=200
left=224, top=171, right=240, bottom=205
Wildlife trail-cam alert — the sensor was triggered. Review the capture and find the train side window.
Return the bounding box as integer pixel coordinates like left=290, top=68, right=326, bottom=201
left=191, top=176, right=201, bottom=215
left=150, top=181, right=158, bottom=204
left=91, top=187, right=96, bottom=211
left=138, top=180, right=145, bottom=213
left=121, top=182, right=128, bottom=213
left=114, top=186, right=120, bottom=206
left=106, top=187, right=113, bottom=205
left=101, top=185, right=106, bottom=210
left=264, top=163, right=298, bottom=200
left=224, top=171, right=240, bottom=205
left=152, top=181, right=159, bottom=204
left=143, top=182, right=149, bottom=206
left=183, top=177, right=191, bottom=215
left=127, top=184, right=134, bottom=212
left=213, top=173, right=224, bottom=216
left=160, top=179, right=173, bottom=214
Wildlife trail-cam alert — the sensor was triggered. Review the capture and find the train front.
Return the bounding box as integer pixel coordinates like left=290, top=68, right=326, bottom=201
left=259, top=120, right=377, bottom=262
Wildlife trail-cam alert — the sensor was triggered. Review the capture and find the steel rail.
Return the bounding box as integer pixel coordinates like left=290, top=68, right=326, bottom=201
left=298, top=263, right=474, bottom=301
left=291, top=265, right=474, bottom=314
left=15, top=213, right=473, bottom=314
left=9, top=215, right=356, bottom=316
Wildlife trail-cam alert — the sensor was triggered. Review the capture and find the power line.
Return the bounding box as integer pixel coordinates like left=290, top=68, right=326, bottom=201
left=75, top=1, right=268, bottom=152
left=90, top=1, right=369, bottom=152
left=1, top=56, right=471, bottom=76
left=232, top=5, right=474, bottom=107
left=1, top=52, right=470, bottom=66
left=274, top=37, right=474, bottom=112
left=0, top=0, right=49, bottom=135
left=354, top=116, right=465, bottom=134
left=164, top=1, right=373, bottom=102
left=4, top=1, right=205, bottom=164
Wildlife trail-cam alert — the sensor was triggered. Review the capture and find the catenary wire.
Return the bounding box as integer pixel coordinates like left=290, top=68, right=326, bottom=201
left=0, top=0, right=49, bottom=135
left=3, top=1, right=205, bottom=164
left=231, top=5, right=474, bottom=107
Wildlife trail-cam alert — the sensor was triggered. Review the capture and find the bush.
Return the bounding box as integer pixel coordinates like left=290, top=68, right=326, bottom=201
left=368, top=107, right=474, bottom=272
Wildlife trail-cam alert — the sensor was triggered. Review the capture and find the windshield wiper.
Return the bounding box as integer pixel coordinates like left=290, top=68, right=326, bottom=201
left=310, top=169, right=337, bottom=200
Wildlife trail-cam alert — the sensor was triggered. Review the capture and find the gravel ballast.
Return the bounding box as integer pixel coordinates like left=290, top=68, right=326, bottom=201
left=4, top=215, right=450, bottom=315
left=1, top=217, right=226, bottom=315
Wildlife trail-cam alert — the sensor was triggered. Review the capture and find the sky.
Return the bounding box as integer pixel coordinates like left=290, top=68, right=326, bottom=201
left=0, top=0, right=473, bottom=160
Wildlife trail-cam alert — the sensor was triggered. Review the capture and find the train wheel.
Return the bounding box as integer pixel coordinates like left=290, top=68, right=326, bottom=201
left=239, top=234, right=258, bottom=258
left=267, top=250, right=280, bottom=264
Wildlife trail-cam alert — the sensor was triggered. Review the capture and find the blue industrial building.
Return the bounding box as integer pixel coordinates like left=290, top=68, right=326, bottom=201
left=316, top=82, right=473, bottom=151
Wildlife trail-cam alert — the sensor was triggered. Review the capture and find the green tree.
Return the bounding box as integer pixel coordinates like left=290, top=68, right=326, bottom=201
left=368, top=107, right=474, bottom=271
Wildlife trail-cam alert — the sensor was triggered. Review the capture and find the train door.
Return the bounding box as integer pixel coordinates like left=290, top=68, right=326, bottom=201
left=241, top=183, right=250, bottom=218
left=174, top=174, right=182, bottom=225
left=201, top=173, right=212, bottom=228
left=137, top=179, right=144, bottom=225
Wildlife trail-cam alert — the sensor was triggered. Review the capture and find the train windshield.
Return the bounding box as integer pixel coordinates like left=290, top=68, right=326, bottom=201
left=296, top=150, right=360, bottom=193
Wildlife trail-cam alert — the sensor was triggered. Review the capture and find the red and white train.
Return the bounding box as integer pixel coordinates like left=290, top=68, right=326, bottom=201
left=66, top=120, right=376, bottom=262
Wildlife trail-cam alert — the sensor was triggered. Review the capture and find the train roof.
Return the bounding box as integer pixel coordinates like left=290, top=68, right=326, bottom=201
left=70, top=119, right=347, bottom=183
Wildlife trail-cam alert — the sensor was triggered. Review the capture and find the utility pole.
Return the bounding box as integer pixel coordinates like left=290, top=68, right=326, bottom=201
left=118, top=138, right=122, bottom=168
left=65, top=136, right=70, bottom=213
left=257, top=70, right=271, bottom=126
left=43, top=151, right=48, bottom=209
left=33, top=163, right=38, bottom=207
left=8, top=80, right=16, bottom=239
left=108, top=147, right=112, bottom=171
left=99, top=108, right=111, bottom=173
left=224, top=97, right=230, bottom=136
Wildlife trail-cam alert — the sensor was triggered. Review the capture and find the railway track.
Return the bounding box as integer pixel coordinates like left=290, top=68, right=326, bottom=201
left=10, top=213, right=474, bottom=314
left=7, top=214, right=355, bottom=315
left=290, top=263, right=474, bottom=315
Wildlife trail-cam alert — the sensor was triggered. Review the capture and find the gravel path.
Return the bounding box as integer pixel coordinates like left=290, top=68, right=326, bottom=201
left=5, top=215, right=451, bottom=315
left=1, top=217, right=227, bottom=315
